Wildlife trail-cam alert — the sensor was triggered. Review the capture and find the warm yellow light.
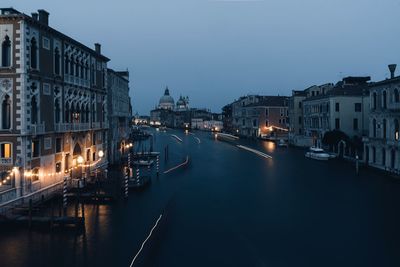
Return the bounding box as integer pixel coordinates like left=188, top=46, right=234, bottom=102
left=77, top=156, right=84, bottom=164
left=98, top=150, right=104, bottom=158
left=268, top=126, right=273, bottom=131
left=4, top=143, right=11, bottom=158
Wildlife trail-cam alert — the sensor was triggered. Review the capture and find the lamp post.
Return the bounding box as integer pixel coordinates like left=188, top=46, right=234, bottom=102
left=98, top=150, right=104, bottom=181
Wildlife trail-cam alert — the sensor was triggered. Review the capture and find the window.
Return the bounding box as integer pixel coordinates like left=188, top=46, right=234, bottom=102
left=253, top=119, right=257, bottom=127
left=395, top=119, right=399, bottom=141
left=242, top=119, right=245, bottom=126
left=64, top=54, right=69, bottom=74
left=372, top=92, right=377, bottom=109
left=372, top=119, right=377, bottom=138
left=42, top=37, right=50, bottom=50
left=92, top=152, right=96, bottom=161
left=2, top=94, right=11, bottom=129
left=0, top=143, right=11, bottom=159
left=298, top=116, right=302, bottom=124
left=265, top=108, right=268, bottom=116
left=65, top=102, right=70, bottom=123
left=335, top=103, right=340, bottom=112
left=383, top=91, right=387, bottom=109
left=354, top=103, right=361, bottom=112
left=32, top=140, right=39, bottom=158
left=86, top=149, right=90, bottom=161
left=31, top=168, right=39, bottom=182
left=43, top=83, right=51, bottom=95
left=335, top=118, right=340, bottom=129
left=54, top=48, right=60, bottom=75
left=92, top=133, right=96, bottom=145
left=298, top=102, right=302, bottom=108
left=395, top=89, right=400, bottom=103
left=372, top=147, right=376, bottom=163
left=30, top=38, right=37, bottom=69
left=55, top=138, right=62, bottom=153
left=44, top=137, right=52, bottom=150
left=353, top=118, right=358, bottom=130
left=279, top=119, right=282, bottom=124
left=1, top=35, right=11, bottom=67
left=55, top=99, right=61, bottom=123
left=31, top=96, right=38, bottom=124
left=265, top=120, right=269, bottom=127
left=383, top=119, right=387, bottom=139
left=55, top=162, right=62, bottom=173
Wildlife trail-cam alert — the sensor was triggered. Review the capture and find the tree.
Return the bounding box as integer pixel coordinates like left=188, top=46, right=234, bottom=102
left=322, top=130, right=350, bottom=151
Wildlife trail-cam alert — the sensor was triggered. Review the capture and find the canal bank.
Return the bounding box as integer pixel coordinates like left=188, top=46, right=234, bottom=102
left=0, top=128, right=399, bottom=267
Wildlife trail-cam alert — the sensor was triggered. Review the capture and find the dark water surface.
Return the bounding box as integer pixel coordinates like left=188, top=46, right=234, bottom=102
left=1, top=129, right=399, bottom=267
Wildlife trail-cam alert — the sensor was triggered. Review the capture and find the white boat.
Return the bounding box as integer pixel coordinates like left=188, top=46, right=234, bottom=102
left=305, top=147, right=330, bottom=161
left=277, top=139, right=288, bottom=147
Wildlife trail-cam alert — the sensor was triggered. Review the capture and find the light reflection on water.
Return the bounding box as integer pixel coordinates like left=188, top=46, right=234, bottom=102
left=262, top=141, right=276, bottom=154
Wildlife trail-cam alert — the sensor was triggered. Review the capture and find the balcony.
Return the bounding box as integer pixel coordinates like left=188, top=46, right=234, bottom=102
left=0, top=158, right=12, bottom=165
left=55, top=123, right=90, bottom=132
left=30, top=123, right=45, bottom=136
left=387, top=102, right=400, bottom=111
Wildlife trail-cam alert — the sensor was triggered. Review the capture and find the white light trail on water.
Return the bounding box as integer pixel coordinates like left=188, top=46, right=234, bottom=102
left=171, top=134, right=183, bottom=142
left=188, top=133, right=201, bottom=144
left=129, top=214, right=163, bottom=267
left=163, top=156, right=190, bottom=174
left=237, top=145, right=272, bottom=159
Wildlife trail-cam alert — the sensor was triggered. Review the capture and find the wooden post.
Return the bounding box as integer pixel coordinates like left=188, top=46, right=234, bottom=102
left=156, top=155, right=159, bottom=177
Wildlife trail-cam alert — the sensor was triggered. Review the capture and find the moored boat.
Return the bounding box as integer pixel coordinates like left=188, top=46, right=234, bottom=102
left=305, top=147, right=330, bottom=161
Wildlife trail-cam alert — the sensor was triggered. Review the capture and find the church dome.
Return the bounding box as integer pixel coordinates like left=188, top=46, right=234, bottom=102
left=158, top=87, right=175, bottom=109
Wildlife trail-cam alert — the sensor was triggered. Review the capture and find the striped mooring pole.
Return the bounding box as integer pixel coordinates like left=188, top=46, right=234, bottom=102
left=128, top=152, right=132, bottom=178
left=124, top=167, right=129, bottom=198
left=63, top=175, right=68, bottom=214
left=136, top=167, right=140, bottom=181
left=156, top=155, right=159, bottom=177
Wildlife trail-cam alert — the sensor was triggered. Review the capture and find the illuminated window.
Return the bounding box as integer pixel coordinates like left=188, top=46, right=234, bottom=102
left=0, top=143, right=11, bottom=158
left=395, top=119, right=399, bottom=141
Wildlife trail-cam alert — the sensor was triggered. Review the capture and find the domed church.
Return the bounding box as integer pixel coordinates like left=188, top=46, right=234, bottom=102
left=158, top=86, right=175, bottom=110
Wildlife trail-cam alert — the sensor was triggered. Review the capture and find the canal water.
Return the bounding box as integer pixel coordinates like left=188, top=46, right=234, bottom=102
left=0, top=128, right=399, bottom=267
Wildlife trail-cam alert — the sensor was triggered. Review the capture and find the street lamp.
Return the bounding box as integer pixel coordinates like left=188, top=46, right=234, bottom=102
left=98, top=150, right=104, bottom=159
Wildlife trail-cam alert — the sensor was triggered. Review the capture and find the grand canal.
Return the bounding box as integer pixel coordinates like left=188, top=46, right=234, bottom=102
left=1, top=128, right=400, bottom=267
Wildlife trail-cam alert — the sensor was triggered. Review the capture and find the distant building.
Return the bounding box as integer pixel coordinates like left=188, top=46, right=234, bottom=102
left=107, top=69, right=131, bottom=164
left=158, top=87, right=174, bottom=110
left=222, top=104, right=233, bottom=133
left=364, top=65, right=400, bottom=174
left=231, top=95, right=289, bottom=138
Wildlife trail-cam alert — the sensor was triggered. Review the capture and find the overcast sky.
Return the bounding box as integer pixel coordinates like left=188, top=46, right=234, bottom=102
left=5, top=0, right=400, bottom=114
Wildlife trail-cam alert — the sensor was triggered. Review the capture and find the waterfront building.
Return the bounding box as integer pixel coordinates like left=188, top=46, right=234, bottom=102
left=158, top=86, right=174, bottom=110
left=302, top=77, right=370, bottom=152
left=364, top=65, right=400, bottom=174
left=107, top=69, right=131, bottom=164
left=0, top=8, right=109, bottom=204
left=222, top=104, right=233, bottom=133
left=231, top=95, right=289, bottom=138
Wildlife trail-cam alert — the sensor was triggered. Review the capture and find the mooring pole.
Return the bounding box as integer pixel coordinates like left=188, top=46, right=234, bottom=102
left=124, top=167, right=129, bottom=198
left=156, top=155, right=159, bottom=177
left=63, top=175, right=68, bottom=216
left=356, top=155, right=359, bottom=175
left=136, top=167, right=140, bottom=182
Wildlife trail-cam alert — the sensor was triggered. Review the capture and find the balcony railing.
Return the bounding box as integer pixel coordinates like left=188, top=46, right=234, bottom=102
left=0, top=158, right=12, bottom=165
left=30, top=123, right=45, bottom=135
left=388, top=102, right=400, bottom=110
left=55, top=123, right=90, bottom=132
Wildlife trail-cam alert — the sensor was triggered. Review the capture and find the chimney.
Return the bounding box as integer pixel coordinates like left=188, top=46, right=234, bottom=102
left=37, top=9, right=49, bottom=25
left=31, top=12, right=38, bottom=21
left=94, top=43, right=101, bottom=54
left=389, top=64, right=397, bottom=79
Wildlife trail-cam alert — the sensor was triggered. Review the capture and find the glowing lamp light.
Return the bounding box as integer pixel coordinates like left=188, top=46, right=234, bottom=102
left=77, top=156, right=84, bottom=164
left=98, top=150, right=104, bottom=158
left=268, top=126, right=273, bottom=131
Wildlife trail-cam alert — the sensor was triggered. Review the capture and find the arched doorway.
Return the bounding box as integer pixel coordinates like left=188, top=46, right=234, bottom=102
left=338, top=140, right=346, bottom=158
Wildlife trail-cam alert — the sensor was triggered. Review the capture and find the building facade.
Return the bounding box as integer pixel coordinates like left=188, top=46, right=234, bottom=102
left=0, top=8, right=109, bottom=204
left=302, top=77, right=370, bottom=149
left=364, top=65, right=400, bottom=174
left=107, top=69, right=131, bottom=164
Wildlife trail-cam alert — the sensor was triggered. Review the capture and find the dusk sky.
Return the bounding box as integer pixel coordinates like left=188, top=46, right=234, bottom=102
left=5, top=0, right=400, bottom=114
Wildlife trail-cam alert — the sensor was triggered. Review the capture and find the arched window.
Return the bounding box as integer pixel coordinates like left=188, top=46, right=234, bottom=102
left=1, top=95, right=11, bottom=129
left=65, top=102, right=70, bottom=123
left=31, top=96, right=38, bottom=124
left=54, top=48, right=60, bottom=75
left=80, top=61, right=84, bottom=78
left=383, top=119, right=387, bottom=139
left=30, top=38, right=37, bottom=69
left=383, top=91, right=387, bottom=109
left=92, top=103, right=96, bottom=123
left=372, top=118, right=376, bottom=138
left=70, top=57, right=74, bottom=76
left=394, top=119, right=399, bottom=141
left=395, top=89, right=400, bottom=103
left=372, top=92, right=377, bottom=109
left=1, top=35, right=11, bottom=67
left=85, top=105, right=89, bottom=123
left=64, top=54, right=69, bottom=74
left=85, top=63, right=89, bottom=80
left=54, top=99, right=60, bottom=123
left=75, top=60, right=79, bottom=77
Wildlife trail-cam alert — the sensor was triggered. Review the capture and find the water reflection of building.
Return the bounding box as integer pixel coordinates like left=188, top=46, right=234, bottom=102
left=0, top=8, right=108, bottom=205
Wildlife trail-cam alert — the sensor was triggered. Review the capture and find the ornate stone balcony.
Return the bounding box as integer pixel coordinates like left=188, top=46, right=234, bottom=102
left=30, top=123, right=45, bottom=136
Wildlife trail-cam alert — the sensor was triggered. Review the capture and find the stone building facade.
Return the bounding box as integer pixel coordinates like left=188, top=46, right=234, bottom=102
left=107, top=69, right=131, bottom=164
left=364, top=66, right=400, bottom=174
left=0, top=8, right=109, bottom=204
